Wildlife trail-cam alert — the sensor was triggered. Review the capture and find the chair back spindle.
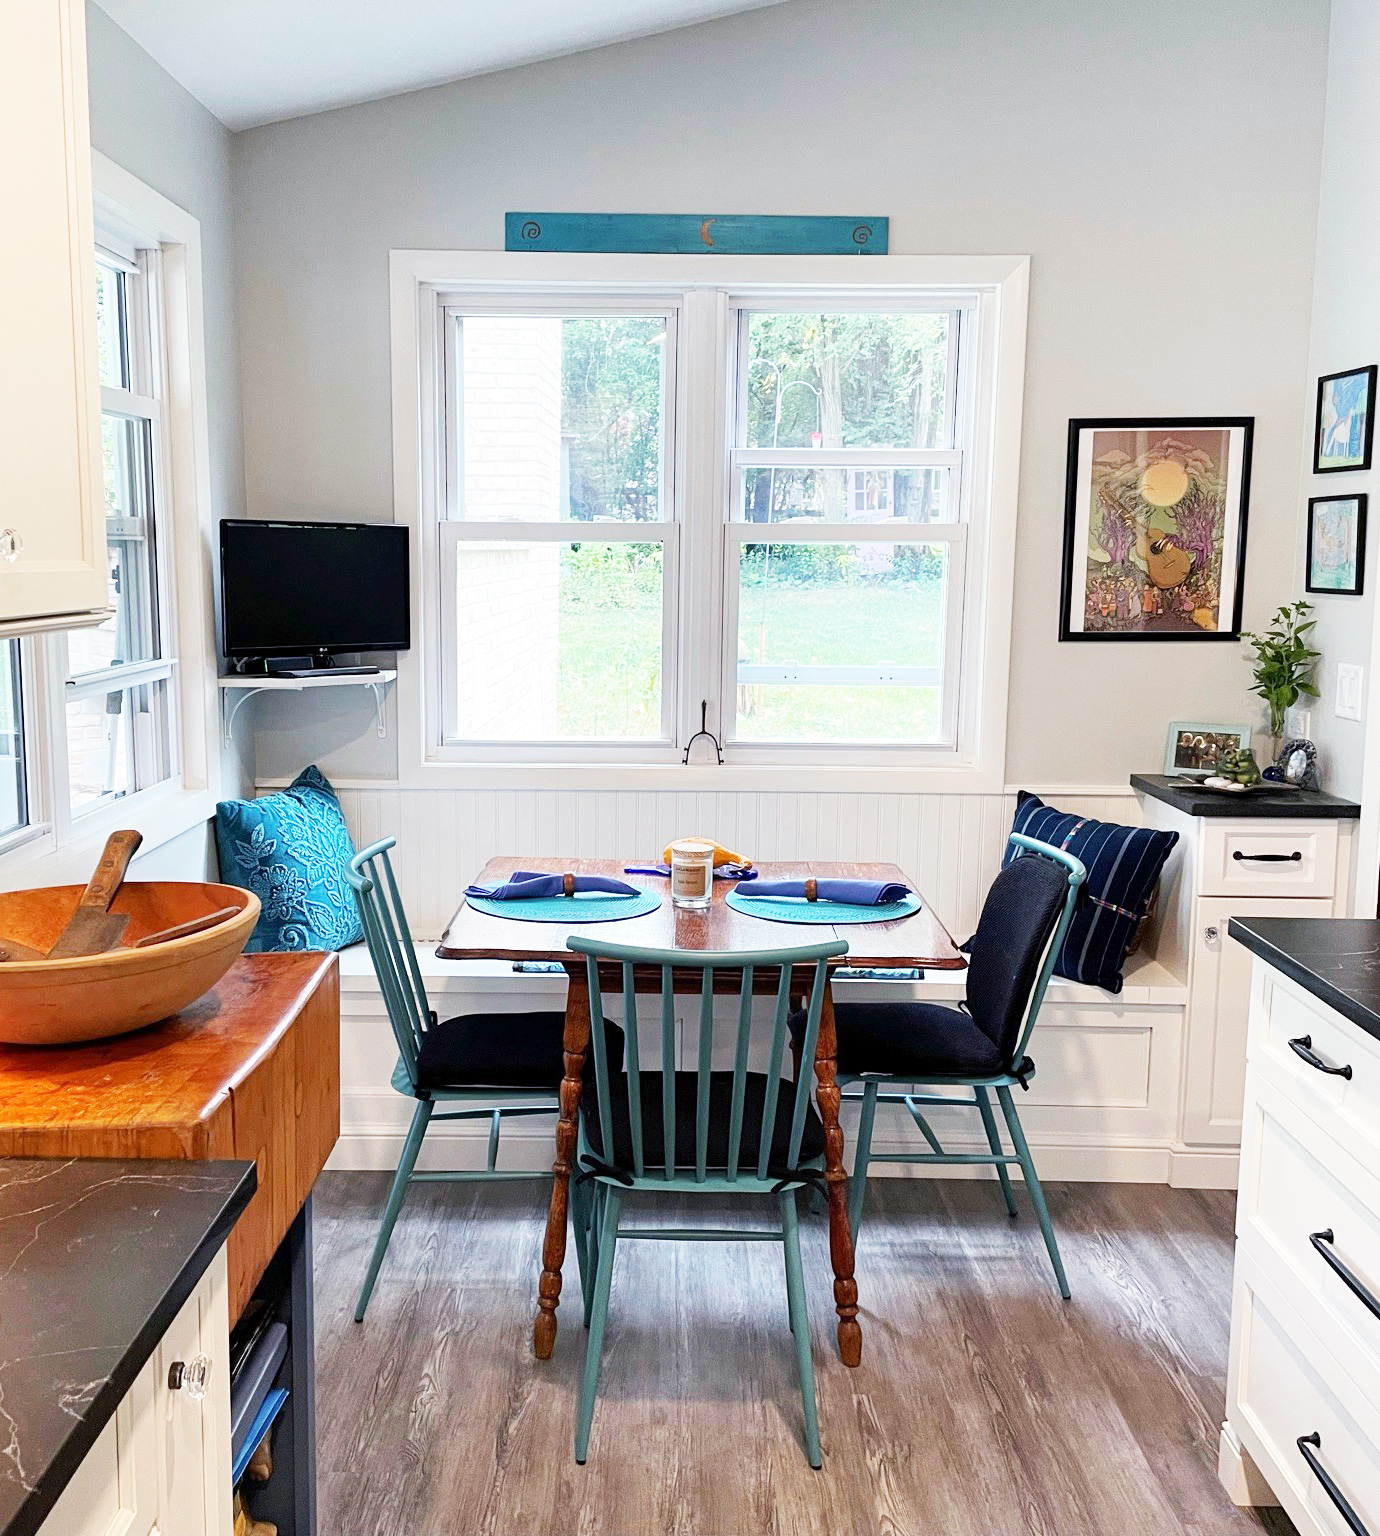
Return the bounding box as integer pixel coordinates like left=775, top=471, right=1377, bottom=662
left=569, top=936, right=846, bottom=1183
left=346, top=838, right=432, bottom=1089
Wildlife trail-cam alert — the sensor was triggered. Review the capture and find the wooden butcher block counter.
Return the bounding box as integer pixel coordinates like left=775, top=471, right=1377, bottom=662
left=0, top=952, right=339, bottom=1321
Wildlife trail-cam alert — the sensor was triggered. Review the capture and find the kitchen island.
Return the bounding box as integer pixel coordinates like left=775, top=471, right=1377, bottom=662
left=0, top=1158, right=254, bottom=1536
left=0, top=954, right=340, bottom=1536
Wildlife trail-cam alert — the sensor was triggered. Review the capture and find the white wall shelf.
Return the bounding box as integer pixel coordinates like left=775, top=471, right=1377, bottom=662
left=218, top=671, right=397, bottom=744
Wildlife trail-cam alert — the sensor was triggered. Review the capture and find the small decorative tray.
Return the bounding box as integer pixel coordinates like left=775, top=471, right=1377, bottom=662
left=1169, top=778, right=1300, bottom=796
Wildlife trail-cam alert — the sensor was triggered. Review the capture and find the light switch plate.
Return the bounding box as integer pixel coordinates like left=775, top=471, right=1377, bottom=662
left=1336, top=663, right=1364, bottom=721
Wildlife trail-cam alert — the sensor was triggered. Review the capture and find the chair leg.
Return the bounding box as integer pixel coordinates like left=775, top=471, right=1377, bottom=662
left=355, top=1098, right=433, bottom=1322
left=974, top=1086, right=1019, bottom=1220
left=848, top=1080, right=879, bottom=1241
left=575, top=1186, right=622, bottom=1463
left=571, top=1174, right=592, bottom=1320
left=996, top=1085, right=1069, bottom=1299
left=581, top=1182, right=606, bottom=1328
left=486, top=1108, right=502, bottom=1172
left=779, top=1189, right=822, bottom=1469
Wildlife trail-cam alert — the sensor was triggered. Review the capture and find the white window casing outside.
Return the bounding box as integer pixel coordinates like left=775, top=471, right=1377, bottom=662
left=392, top=251, right=1029, bottom=793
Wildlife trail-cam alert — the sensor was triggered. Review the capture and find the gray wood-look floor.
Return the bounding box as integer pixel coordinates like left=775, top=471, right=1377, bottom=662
left=311, top=1172, right=1297, bottom=1536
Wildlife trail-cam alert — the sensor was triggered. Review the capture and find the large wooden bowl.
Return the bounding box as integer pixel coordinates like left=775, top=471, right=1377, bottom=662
left=0, top=881, right=260, bottom=1045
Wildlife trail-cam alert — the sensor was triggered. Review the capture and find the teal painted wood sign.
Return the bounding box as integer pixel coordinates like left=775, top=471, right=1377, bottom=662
left=505, top=213, right=888, bottom=255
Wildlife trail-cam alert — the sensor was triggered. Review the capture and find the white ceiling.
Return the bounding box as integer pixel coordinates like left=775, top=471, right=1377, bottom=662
left=94, top=0, right=788, bottom=130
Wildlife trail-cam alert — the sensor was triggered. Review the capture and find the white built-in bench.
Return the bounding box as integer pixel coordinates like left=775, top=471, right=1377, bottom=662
left=333, top=942, right=1195, bottom=1186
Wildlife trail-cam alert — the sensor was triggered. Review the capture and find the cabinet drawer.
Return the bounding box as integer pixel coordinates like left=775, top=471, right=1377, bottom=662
left=1232, top=1258, right=1380, bottom=1536
left=1251, top=968, right=1380, bottom=1175
left=1240, top=1075, right=1380, bottom=1386
left=1200, top=820, right=1338, bottom=898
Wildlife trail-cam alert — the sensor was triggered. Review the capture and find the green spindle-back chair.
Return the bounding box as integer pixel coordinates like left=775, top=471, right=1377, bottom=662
left=825, top=832, right=1085, bottom=1297
left=347, top=838, right=608, bottom=1321
left=565, top=933, right=848, bottom=1469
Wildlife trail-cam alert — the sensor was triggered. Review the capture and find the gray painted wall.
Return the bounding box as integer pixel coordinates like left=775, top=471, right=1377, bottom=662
left=230, top=0, right=1331, bottom=789
left=1296, top=0, right=1379, bottom=805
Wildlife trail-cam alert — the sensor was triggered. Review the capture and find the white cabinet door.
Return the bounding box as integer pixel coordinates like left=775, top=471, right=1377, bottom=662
left=154, top=1252, right=232, bottom=1536
left=40, top=1253, right=232, bottom=1536
left=1182, top=896, right=1335, bottom=1146
left=37, top=1368, right=160, bottom=1536
left=0, top=0, right=109, bottom=628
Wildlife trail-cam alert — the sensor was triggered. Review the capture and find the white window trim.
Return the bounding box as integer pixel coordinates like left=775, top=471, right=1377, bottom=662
left=390, top=250, right=1029, bottom=793
left=0, top=154, right=220, bottom=885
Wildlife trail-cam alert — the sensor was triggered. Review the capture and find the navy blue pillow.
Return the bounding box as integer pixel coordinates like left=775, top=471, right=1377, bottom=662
left=215, top=765, right=362, bottom=953
left=1003, top=792, right=1178, bottom=994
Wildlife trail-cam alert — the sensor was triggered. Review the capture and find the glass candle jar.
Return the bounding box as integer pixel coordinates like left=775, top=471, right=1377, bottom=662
left=669, top=838, right=715, bottom=909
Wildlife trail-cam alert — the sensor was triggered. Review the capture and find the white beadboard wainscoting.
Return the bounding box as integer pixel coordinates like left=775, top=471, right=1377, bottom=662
left=326, top=784, right=1142, bottom=944
left=318, top=781, right=1228, bottom=1188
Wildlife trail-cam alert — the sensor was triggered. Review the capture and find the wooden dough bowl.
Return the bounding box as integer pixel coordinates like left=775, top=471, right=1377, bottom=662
left=0, top=882, right=261, bottom=1045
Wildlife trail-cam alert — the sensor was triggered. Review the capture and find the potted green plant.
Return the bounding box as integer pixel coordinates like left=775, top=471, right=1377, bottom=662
left=1242, top=600, right=1321, bottom=755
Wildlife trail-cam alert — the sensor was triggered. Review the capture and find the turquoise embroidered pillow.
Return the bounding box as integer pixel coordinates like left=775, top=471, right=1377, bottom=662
left=215, top=765, right=362, bottom=953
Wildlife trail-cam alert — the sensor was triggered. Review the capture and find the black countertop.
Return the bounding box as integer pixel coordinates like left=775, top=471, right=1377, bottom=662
left=0, top=1158, right=255, bottom=1536
left=1228, top=917, right=1380, bottom=1045
left=1131, top=773, right=1361, bottom=820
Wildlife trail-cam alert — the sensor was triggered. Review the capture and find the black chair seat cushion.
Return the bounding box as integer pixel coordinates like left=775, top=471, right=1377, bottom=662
left=790, top=1001, right=1009, bottom=1079
left=582, top=1071, right=824, bottom=1175
left=414, top=1011, right=623, bottom=1091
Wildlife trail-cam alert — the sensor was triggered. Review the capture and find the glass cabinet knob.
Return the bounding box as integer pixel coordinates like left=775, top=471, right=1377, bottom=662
left=167, top=1354, right=212, bottom=1400
left=0, top=530, right=22, bottom=564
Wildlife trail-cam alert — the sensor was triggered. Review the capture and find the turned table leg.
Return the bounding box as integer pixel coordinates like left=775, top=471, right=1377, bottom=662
left=534, top=966, right=590, bottom=1359
left=814, top=979, right=862, bottom=1366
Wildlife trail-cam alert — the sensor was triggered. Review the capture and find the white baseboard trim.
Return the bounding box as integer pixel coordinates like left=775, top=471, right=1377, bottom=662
left=1168, top=1148, right=1240, bottom=1190
left=1218, top=1423, right=1279, bottom=1507
left=325, top=1121, right=1214, bottom=1186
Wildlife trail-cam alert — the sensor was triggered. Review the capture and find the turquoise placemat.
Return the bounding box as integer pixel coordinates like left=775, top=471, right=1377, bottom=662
left=465, top=889, right=662, bottom=924
left=725, top=890, right=923, bottom=925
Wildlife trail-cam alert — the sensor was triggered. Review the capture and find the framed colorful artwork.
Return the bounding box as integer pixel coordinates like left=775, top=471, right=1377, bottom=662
left=1059, top=417, right=1253, bottom=642
left=1163, top=722, right=1253, bottom=777
left=1314, top=365, right=1376, bottom=473
left=1306, top=493, right=1367, bottom=595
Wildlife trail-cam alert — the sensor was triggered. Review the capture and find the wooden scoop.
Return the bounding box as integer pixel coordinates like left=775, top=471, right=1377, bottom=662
left=45, top=830, right=143, bottom=958
left=132, top=906, right=240, bottom=949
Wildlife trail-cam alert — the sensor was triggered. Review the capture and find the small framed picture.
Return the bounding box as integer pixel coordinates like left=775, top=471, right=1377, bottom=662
left=1164, top=722, right=1253, bottom=778
left=1314, top=365, right=1377, bottom=473
left=1307, top=493, right=1367, bottom=595
left=1060, top=417, right=1253, bottom=642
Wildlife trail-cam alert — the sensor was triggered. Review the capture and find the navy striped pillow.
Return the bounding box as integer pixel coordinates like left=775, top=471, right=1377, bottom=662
left=1002, top=792, right=1178, bottom=994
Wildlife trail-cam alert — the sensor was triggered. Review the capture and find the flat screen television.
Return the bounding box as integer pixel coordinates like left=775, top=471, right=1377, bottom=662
left=220, top=519, right=410, bottom=661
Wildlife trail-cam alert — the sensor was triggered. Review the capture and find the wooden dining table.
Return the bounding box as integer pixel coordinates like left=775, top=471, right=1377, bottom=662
left=436, top=857, right=966, bottom=1367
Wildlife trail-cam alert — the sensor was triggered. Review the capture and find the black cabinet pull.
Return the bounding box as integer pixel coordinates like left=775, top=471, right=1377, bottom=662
left=1297, top=1433, right=1371, bottom=1536
left=1233, top=850, right=1303, bottom=863
left=1289, top=1034, right=1354, bottom=1079
left=1310, top=1230, right=1380, bottom=1323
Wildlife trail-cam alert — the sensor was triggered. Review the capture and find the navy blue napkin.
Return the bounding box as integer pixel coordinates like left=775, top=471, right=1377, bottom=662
left=735, top=877, right=911, bottom=905
left=465, top=870, right=640, bottom=900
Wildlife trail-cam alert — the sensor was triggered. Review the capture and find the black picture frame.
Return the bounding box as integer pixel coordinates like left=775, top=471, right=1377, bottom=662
left=1306, top=493, right=1367, bottom=596
left=1314, top=364, right=1377, bottom=474
left=1058, top=416, right=1253, bottom=642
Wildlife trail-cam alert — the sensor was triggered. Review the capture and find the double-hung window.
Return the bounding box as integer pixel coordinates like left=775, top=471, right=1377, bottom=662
left=724, top=300, right=967, bottom=748
left=73, top=250, right=174, bottom=811
left=404, top=254, right=1025, bottom=780
left=0, top=152, right=219, bottom=878
left=438, top=300, right=677, bottom=750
